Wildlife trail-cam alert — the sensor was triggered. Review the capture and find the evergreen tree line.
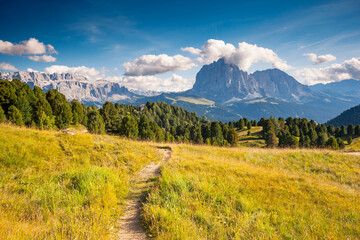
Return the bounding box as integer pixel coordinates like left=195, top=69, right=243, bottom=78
left=259, top=116, right=360, bottom=149
left=1, top=79, right=359, bottom=149
left=0, top=79, right=239, bottom=146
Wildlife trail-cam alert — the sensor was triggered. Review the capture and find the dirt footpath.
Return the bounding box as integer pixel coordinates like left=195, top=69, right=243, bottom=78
left=113, top=147, right=171, bottom=240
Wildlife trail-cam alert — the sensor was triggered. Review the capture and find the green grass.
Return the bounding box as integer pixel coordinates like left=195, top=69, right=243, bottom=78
left=0, top=123, right=161, bottom=239
left=347, top=136, right=360, bottom=152
left=237, top=126, right=266, bottom=148
left=143, top=145, right=360, bottom=239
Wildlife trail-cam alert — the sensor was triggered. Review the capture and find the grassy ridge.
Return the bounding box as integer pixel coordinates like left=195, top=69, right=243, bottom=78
left=0, top=124, right=161, bottom=239
left=144, top=145, right=360, bottom=239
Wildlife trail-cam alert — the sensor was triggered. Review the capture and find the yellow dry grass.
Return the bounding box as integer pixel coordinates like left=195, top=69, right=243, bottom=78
left=0, top=123, right=161, bottom=239
left=143, top=144, right=360, bottom=239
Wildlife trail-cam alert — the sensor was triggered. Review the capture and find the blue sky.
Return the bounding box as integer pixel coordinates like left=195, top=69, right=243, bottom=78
left=0, top=0, right=360, bottom=91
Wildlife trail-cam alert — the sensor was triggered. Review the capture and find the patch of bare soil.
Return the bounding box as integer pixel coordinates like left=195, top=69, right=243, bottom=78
left=113, top=147, right=171, bottom=240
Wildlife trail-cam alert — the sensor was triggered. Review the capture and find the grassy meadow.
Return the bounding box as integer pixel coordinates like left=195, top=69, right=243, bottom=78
left=0, top=123, right=162, bottom=239
left=143, top=144, right=360, bottom=239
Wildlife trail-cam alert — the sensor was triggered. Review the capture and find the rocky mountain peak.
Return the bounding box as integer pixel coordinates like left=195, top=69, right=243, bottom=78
left=188, top=59, right=313, bottom=102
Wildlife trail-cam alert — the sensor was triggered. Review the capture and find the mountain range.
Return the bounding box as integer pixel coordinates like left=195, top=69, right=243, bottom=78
left=1, top=58, right=359, bottom=122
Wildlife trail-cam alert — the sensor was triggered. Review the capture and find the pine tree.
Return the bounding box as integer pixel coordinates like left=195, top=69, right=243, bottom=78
left=317, top=133, right=328, bottom=148
left=100, top=102, right=119, bottom=132
left=265, top=131, right=277, bottom=148
left=355, top=125, right=360, bottom=136
left=326, top=136, right=339, bottom=149
left=138, top=114, right=154, bottom=140
left=337, top=138, right=345, bottom=149
left=227, top=128, right=238, bottom=146
left=299, top=135, right=311, bottom=148
left=120, top=116, right=138, bottom=139
left=87, top=110, right=105, bottom=134
left=71, top=99, right=85, bottom=125
left=347, top=124, right=354, bottom=135
left=7, top=105, right=24, bottom=126
left=0, top=105, right=5, bottom=123
left=247, top=122, right=252, bottom=130
left=210, top=121, right=223, bottom=146
left=327, top=125, right=335, bottom=135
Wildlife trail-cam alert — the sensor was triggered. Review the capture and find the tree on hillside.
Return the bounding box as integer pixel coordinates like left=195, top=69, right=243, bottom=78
left=100, top=102, right=119, bottom=132
left=355, top=125, right=360, bottom=136
left=299, top=134, right=311, bottom=148
left=237, top=119, right=245, bottom=130
left=326, top=136, right=339, bottom=149
left=227, top=128, right=238, bottom=146
left=120, top=116, right=138, bottom=139
left=347, top=124, right=354, bottom=135
left=71, top=100, right=85, bottom=125
left=0, top=105, right=5, bottom=123
left=0, top=80, right=17, bottom=113
left=317, top=133, right=328, bottom=148
left=138, top=114, right=155, bottom=140
left=247, top=122, right=252, bottom=130
left=265, top=131, right=277, bottom=148
left=7, top=105, right=23, bottom=126
left=337, top=138, right=345, bottom=149
left=87, top=110, right=105, bottom=134
left=201, top=124, right=211, bottom=141
left=210, top=121, right=224, bottom=145
left=327, top=125, right=335, bottom=135
left=46, top=89, right=72, bottom=129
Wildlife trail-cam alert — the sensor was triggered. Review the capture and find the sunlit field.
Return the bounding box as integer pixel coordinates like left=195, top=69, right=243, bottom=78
left=0, top=124, right=161, bottom=239
left=144, top=144, right=360, bottom=239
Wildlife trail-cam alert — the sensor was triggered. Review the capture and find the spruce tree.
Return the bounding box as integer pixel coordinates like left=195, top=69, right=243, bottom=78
left=7, top=105, right=24, bottom=126
left=87, top=111, right=105, bottom=134
left=0, top=105, right=5, bottom=123
left=326, top=136, right=339, bottom=149
left=347, top=124, right=354, bottom=135
left=355, top=125, right=360, bottom=136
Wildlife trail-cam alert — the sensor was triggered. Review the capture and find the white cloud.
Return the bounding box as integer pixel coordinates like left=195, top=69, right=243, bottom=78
left=294, top=58, right=360, bottom=85
left=0, top=62, right=18, bottom=71
left=180, top=47, right=202, bottom=55
left=181, top=39, right=291, bottom=71
left=123, top=54, right=196, bottom=76
left=28, top=55, right=57, bottom=62
left=304, top=53, right=336, bottom=64
left=27, top=68, right=39, bottom=72
left=44, top=65, right=103, bottom=81
left=106, top=74, right=194, bottom=92
left=0, top=38, right=57, bottom=55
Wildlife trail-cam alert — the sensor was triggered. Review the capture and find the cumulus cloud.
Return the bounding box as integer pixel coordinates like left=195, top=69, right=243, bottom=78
left=181, top=39, right=291, bottom=71
left=106, top=74, right=194, bottom=92
left=44, top=65, right=103, bottom=81
left=0, top=62, right=18, bottom=71
left=123, top=54, right=196, bottom=76
left=0, top=38, right=57, bottom=55
left=294, top=58, right=360, bottom=85
left=27, top=68, right=39, bottom=72
left=304, top=53, right=336, bottom=64
left=28, top=55, right=57, bottom=62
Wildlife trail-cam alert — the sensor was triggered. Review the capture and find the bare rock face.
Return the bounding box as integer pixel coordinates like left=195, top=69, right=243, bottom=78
left=0, top=71, right=137, bottom=104
left=188, top=58, right=313, bottom=102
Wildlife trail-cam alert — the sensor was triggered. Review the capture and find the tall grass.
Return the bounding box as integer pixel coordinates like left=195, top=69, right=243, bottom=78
left=0, top=123, right=161, bottom=239
left=143, top=145, right=360, bottom=239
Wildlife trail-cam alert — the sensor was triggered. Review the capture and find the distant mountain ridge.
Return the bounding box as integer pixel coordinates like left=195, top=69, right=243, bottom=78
left=0, top=71, right=138, bottom=105
left=310, top=79, right=360, bottom=97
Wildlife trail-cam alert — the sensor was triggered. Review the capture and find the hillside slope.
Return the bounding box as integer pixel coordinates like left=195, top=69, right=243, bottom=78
left=326, top=104, right=360, bottom=126
left=144, top=145, right=360, bottom=239
left=0, top=124, right=161, bottom=239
